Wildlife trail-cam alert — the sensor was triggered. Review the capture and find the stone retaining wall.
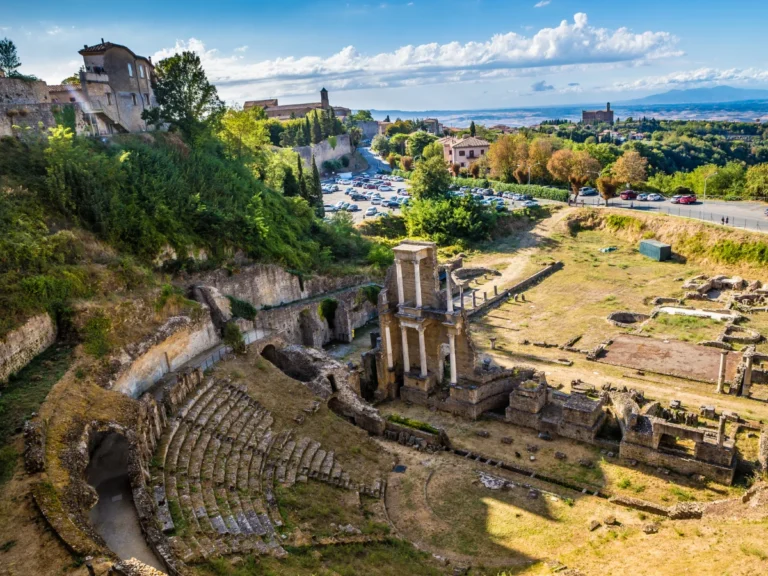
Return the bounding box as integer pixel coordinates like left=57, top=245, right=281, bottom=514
left=0, top=313, right=57, bottom=383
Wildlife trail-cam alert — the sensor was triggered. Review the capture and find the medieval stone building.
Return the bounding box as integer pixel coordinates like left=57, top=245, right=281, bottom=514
left=244, top=88, right=350, bottom=120
left=581, top=102, right=615, bottom=125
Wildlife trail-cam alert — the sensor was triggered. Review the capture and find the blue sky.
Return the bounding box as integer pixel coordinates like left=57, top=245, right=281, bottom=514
left=3, top=0, right=768, bottom=110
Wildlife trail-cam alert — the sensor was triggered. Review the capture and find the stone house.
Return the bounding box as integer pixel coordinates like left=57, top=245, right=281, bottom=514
left=49, top=40, right=157, bottom=135
left=437, top=136, right=490, bottom=169
left=244, top=88, right=350, bottom=121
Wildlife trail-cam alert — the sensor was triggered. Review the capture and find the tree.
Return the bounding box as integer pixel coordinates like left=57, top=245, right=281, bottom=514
left=384, top=114, right=391, bottom=122
left=371, top=134, right=390, bottom=156
left=297, top=156, right=308, bottom=201
left=348, top=126, right=362, bottom=148
left=422, top=141, right=444, bottom=160
left=328, top=135, right=337, bottom=150
left=547, top=149, right=599, bottom=194
left=310, top=155, right=324, bottom=217
left=489, top=134, right=527, bottom=183
left=350, top=110, right=374, bottom=122
left=400, top=156, right=414, bottom=171
left=745, top=163, right=768, bottom=199
left=612, top=150, right=649, bottom=187
left=390, top=133, right=409, bottom=154
left=410, top=155, right=451, bottom=200
left=282, top=167, right=300, bottom=197
left=142, top=51, right=223, bottom=137
left=303, top=116, right=311, bottom=145
left=311, top=112, right=323, bottom=144
left=596, top=177, right=618, bottom=206
left=406, top=130, right=437, bottom=158
left=218, top=106, right=270, bottom=159
left=387, top=153, right=398, bottom=169
left=469, top=121, right=476, bottom=137
left=0, top=38, right=21, bottom=77
left=528, top=138, right=555, bottom=183
left=61, top=74, right=80, bottom=86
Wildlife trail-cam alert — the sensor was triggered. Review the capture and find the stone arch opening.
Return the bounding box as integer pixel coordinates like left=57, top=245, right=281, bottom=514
left=327, top=374, right=338, bottom=393
left=328, top=396, right=355, bottom=425
left=260, top=345, right=317, bottom=382
left=86, top=431, right=164, bottom=570
left=261, top=344, right=278, bottom=365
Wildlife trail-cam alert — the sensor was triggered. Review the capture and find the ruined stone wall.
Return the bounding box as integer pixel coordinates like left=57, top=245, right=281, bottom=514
left=0, top=314, right=57, bottom=383
left=111, top=315, right=221, bottom=398
left=0, top=78, right=51, bottom=104
left=619, top=441, right=735, bottom=485
left=294, top=134, right=353, bottom=171
left=0, top=102, right=62, bottom=137
left=187, top=264, right=368, bottom=309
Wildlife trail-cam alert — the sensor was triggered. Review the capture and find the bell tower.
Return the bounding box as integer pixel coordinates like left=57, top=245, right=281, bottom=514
left=320, top=87, right=329, bottom=109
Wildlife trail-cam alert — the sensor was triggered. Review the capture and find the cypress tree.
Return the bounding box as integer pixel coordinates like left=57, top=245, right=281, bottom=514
left=311, top=112, right=322, bottom=144
left=384, top=114, right=390, bottom=122
left=469, top=120, right=476, bottom=137
left=297, top=155, right=308, bottom=200
left=303, top=116, right=311, bottom=145
left=310, top=155, right=324, bottom=218
left=282, top=167, right=300, bottom=197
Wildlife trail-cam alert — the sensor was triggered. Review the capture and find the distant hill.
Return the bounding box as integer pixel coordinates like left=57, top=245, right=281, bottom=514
left=621, top=86, right=768, bottom=105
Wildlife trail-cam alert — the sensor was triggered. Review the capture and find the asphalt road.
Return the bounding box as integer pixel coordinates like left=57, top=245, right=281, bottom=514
left=575, top=195, right=768, bottom=232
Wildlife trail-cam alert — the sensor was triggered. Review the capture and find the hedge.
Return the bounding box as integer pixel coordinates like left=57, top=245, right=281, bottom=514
left=391, top=170, right=570, bottom=202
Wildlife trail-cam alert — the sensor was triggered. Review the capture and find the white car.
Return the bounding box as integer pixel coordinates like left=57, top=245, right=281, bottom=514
left=365, top=206, right=378, bottom=217
left=371, top=197, right=382, bottom=205
left=647, top=193, right=664, bottom=201
left=378, top=185, right=393, bottom=192
left=521, top=200, right=539, bottom=208
left=324, top=204, right=338, bottom=212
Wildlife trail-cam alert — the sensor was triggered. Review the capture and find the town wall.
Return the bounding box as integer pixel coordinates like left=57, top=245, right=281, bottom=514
left=0, top=314, right=57, bottom=383
left=356, top=121, right=379, bottom=141
left=294, top=134, right=353, bottom=170
left=0, top=78, right=51, bottom=105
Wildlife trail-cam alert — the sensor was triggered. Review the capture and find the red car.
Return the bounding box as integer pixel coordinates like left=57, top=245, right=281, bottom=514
left=620, top=190, right=637, bottom=200
left=364, top=183, right=376, bottom=189
left=679, top=194, right=697, bottom=204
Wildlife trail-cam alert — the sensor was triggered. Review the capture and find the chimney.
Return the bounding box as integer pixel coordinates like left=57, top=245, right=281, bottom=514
left=607, top=102, right=611, bottom=112
left=84, top=44, right=88, bottom=49
left=101, top=38, right=105, bottom=44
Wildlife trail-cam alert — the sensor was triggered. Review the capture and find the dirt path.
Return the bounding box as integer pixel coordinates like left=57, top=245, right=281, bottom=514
left=458, top=208, right=574, bottom=305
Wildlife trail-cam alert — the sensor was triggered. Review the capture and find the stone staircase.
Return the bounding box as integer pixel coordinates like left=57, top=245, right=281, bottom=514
left=151, top=377, right=385, bottom=564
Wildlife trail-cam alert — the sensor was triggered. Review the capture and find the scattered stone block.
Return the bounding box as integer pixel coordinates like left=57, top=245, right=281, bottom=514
left=643, top=523, right=659, bottom=534
left=475, top=430, right=490, bottom=438
left=500, top=437, right=513, bottom=445
left=578, top=459, right=594, bottom=468
left=555, top=452, right=567, bottom=460
left=538, top=432, right=552, bottom=441
left=588, top=520, right=601, bottom=531
left=604, top=515, right=617, bottom=526
left=527, top=489, right=539, bottom=499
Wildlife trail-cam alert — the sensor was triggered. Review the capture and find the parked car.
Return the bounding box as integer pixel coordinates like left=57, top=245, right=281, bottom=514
left=346, top=204, right=360, bottom=212
left=620, top=190, right=637, bottom=200
left=579, top=187, right=598, bottom=196
left=364, top=183, right=376, bottom=189
left=383, top=199, right=399, bottom=208
left=679, top=194, right=697, bottom=204
left=365, top=207, right=378, bottom=217
left=371, top=197, right=382, bottom=205
left=324, top=204, right=338, bottom=212
left=351, top=193, right=367, bottom=201
left=520, top=200, right=539, bottom=208
left=378, top=185, right=393, bottom=192
left=345, top=187, right=354, bottom=194
left=637, top=193, right=649, bottom=201
left=647, top=193, right=664, bottom=201
left=670, top=195, right=683, bottom=204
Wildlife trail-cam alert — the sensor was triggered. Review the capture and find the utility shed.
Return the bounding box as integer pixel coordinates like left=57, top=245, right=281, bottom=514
left=639, top=239, right=671, bottom=261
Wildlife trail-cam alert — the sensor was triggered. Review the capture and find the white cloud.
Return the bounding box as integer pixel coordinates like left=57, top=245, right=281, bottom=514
left=154, top=14, right=679, bottom=101
left=531, top=80, right=554, bottom=92
left=234, top=45, right=249, bottom=53
left=612, top=67, right=768, bottom=91
left=534, top=1, right=551, bottom=7
left=46, top=26, right=63, bottom=36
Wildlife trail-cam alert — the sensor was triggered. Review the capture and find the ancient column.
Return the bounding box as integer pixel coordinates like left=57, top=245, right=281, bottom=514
left=717, top=414, right=727, bottom=446
left=743, top=353, right=754, bottom=396
left=414, top=259, right=423, bottom=308
left=716, top=350, right=728, bottom=394
left=483, top=291, right=488, bottom=303
left=385, top=324, right=394, bottom=370
left=400, top=326, right=410, bottom=373
left=395, top=259, right=405, bottom=305
left=418, top=325, right=428, bottom=378
left=472, top=292, right=477, bottom=308
left=448, top=332, right=457, bottom=384
left=445, top=267, right=454, bottom=313
left=494, top=285, right=498, bottom=296
left=459, top=286, right=464, bottom=310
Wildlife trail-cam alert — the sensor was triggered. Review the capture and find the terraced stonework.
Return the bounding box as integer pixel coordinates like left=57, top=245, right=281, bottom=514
left=151, top=376, right=385, bottom=565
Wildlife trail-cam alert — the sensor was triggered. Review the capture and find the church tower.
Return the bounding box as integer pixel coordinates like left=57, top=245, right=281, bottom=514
left=320, top=87, right=329, bottom=109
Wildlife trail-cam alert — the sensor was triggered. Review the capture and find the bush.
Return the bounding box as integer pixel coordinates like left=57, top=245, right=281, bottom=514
left=404, top=195, right=497, bottom=246
left=452, top=176, right=570, bottom=202
left=386, top=414, right=439, bottom=435
left=318, top=298, right=338, bottom=329
left=227, top=295, right=258, bottom=320
left=222, top=321, right=245, bottom=353
left=367, top=244, right=394, bottom=270
left=82, top=312, right=112, bottom=358
left=360, top=284, right=381, bottom=305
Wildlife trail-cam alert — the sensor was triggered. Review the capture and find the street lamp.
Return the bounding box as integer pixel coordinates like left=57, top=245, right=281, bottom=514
left=703, top=171, right=718, bottom=200
left=517, top=162, right=540, bottom=185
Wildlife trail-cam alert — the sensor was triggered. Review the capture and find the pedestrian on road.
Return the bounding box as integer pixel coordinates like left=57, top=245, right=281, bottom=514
left=726, top=217, right=729, bottom=225
left=721, top=217, right=725, bottom=225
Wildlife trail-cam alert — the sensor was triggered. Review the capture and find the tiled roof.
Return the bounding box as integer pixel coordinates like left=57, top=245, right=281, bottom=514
left=452, top=136, right=490, bottom=148
left=79, top=41, right=150, bottom=62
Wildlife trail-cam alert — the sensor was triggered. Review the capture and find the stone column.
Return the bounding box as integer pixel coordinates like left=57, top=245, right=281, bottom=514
left=414, top=259, right=422, bottom=308
left=448, top=332, right=457, bottom=384
left=385, top=324, right=394, bottom=370
left=459, top=286, right=464, bottom=310
left=717, top=414, right=727, bottom=446
left=494, top=285, right=498, bottom=296
left=716, top=350, right=728, bottom=394
left=395, top=259, right=405, bottom=305
left=472, top=292, right=477, bottom=308
left=400, top=326, right=410, bottom=373
left=445, top=267, right=454, bottom=313
left=743, top=353, right=754, bottom=396
left=483, top=291, right=488, bottom=303
left=418, top=325, right=428, bottom=378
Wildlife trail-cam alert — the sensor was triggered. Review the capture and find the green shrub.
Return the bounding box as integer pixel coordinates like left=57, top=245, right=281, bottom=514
left=367, top=244, right=394, bottom=269
left=222, top=321, right=245, bottom=354
left=360, top=285, right=381, bottom=305
left=605, top=214, right=643, bottom=232
left=226, top=295, right=258, bottom=320
left=451, top=176, right=570, bottom=202
left=82, top=312, right=112, bottom=358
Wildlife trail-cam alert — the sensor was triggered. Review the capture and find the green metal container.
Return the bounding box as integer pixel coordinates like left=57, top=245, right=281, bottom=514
left=639, top=239, right=671, bottom=261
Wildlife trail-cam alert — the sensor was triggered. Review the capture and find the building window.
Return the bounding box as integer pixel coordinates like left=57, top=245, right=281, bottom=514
left=127, top=63, right=133, bottom=77
left=106, top=93, right=112, bottom=105
left=144, top=93, right=149, bottom=105
left=131, top=93, right=137, bottom=106
left=139, top=65, right=144, bottom=79
left=480, top=149, right=485, bottom=155
left=459, top=150, right=465, bottom=156
left=69, top=97, right=76, bottom=103
left=460, top=162, right=465, bottom=167
left=468, top=151, right=475, bottom=158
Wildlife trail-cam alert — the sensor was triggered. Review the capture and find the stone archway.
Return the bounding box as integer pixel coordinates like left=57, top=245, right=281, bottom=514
left=437, top=343, right=451, bottom=384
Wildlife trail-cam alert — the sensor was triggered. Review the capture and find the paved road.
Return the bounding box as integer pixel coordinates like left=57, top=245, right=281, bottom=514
left=576, top=195, right=768, bottom=232
left=358, top=146, right=391, bottom=174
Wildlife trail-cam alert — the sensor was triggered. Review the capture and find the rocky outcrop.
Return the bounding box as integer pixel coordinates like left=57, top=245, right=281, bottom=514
left=0, top=313, right=57, bottom=383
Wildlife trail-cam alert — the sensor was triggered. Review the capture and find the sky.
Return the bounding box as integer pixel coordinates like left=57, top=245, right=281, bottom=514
left=3, top=0, right=768, bottom=111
